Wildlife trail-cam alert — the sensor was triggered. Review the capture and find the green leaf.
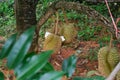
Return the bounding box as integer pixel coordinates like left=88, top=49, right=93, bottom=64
left=7, top=26, right=35, bottom=69
left=27, top=72, right=43, bottom=80
left=28, top=71, right=63, bottom=80
left=27, top=62, right=54, bottom=80
left=39, top=71, right=64, bottom=80
left=73, top=76, right=105, bottom=80
left=86, top=70, right=97, bottom=77
left=73, top=77, right=89, bottom=80
left=62, top=55, right=77, bottom=78
left=0, top=72, right=4, bottom=80
left=41, top=62, right=54, bottom=73
left=0, top=33, right=17, bottom=59
left=15, top=50, right=53, bottom=80
left=91, top=76, right=105, bottom=80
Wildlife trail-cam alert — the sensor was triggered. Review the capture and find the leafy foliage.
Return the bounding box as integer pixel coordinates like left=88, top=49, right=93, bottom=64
left=41, top=62, right=55, bottom=73
left=73, top=76, right=105, bottom=80
left=0, top=33, right=17, bottom=59
left=7, top=26, right=35, bottom=69
left=0, top=72, right=4, bottom=80
left=87, top=48, right=98, bottom=61
left=0, top=0, right=16, bottom=37
left=0, top=27, right=56, bottom=80
left=77, top=14, right=102, bottom=41
left=15, top=51, right=53, bottom=80
left=62, top=55, right=77, bottom=77
left=89, top=3, right=108, bottom=17
left=0, top=27, right=79, bottom=80
left=39, top=71, right=64, bottom=80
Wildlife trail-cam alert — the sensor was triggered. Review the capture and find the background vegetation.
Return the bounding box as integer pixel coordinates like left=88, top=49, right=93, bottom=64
left=0, top=0, right=120, bottom=40
left=0, top=0, right=120, bottom=80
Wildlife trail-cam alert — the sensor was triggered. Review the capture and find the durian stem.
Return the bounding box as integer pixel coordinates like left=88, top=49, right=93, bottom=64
left=109, top=33, right=113, bottom=49
left=55, top=12, right=59, bottom=35
left=51, top=15, right=56, bottom=33
left=106, top=62, right=120, bottom=80
left=62, top=8, right=68, bottom=24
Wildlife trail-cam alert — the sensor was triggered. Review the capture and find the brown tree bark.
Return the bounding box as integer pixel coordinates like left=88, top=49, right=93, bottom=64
left=14, top=0, right=38, bottom=33
left=14, top=0, right=38, bottom=51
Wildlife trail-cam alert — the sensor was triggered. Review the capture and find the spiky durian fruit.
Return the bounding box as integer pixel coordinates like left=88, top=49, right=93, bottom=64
left=107, top=47, right=120, bottom=71
left=43, top=33, right=62, bottom=53
left=98, top=46, right=111, bottom=77
left=98, top=46, right=120, bottom=77
left=60, top=23, right=77, bottom=43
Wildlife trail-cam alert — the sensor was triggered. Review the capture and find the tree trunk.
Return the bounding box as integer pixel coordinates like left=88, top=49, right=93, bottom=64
left=14, top=0, right=38, bottom=51
left=15, top=0, right=38, bottom=33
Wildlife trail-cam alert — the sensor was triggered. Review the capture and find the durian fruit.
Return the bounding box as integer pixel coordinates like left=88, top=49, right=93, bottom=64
left=107, top=47, right=120, bottom=71
left=60, top=23, right=77, bottom=43
left=43, top=33, right=62, bottom=53
left=98, top=46, right=120, bottom=77
left=98, top=46, right=111, bottom=77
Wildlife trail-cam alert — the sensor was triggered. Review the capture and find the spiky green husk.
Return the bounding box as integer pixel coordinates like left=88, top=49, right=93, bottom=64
left=98, top=46, right=111, bottom=77
left=98, top=46, right=120, bottom=78
left=60, top=23, right=77, bottom=43
left=107, top=47, right=120, bottom=71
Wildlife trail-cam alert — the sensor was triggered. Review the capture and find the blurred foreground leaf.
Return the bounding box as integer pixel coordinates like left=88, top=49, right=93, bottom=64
left=73, top=76, right=105, bottom=80
left=0, top=33, right=17, bottom=59
left=7, top=26, right=35, bottom=69
left=15, top=50, right=53, bottom=80
left=39, top=71, right=64, bottom=80
left=62, top=55, right=77, bottom=77
left=41, top=62, right=54, bottom=73
left=0, top=72, right=4, bottom=80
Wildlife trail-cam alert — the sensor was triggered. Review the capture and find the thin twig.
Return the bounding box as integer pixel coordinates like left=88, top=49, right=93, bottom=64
left=109, top=33, right=113, bottom=49
left=55, top=12, right=59, bottom=35
left=62, top=8, right=68, bottom=24
left=104, top=0, right=118, bottom=38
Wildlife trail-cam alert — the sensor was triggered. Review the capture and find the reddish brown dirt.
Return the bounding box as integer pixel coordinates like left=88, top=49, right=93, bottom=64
left=50, top=41, right=100, bottom=77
